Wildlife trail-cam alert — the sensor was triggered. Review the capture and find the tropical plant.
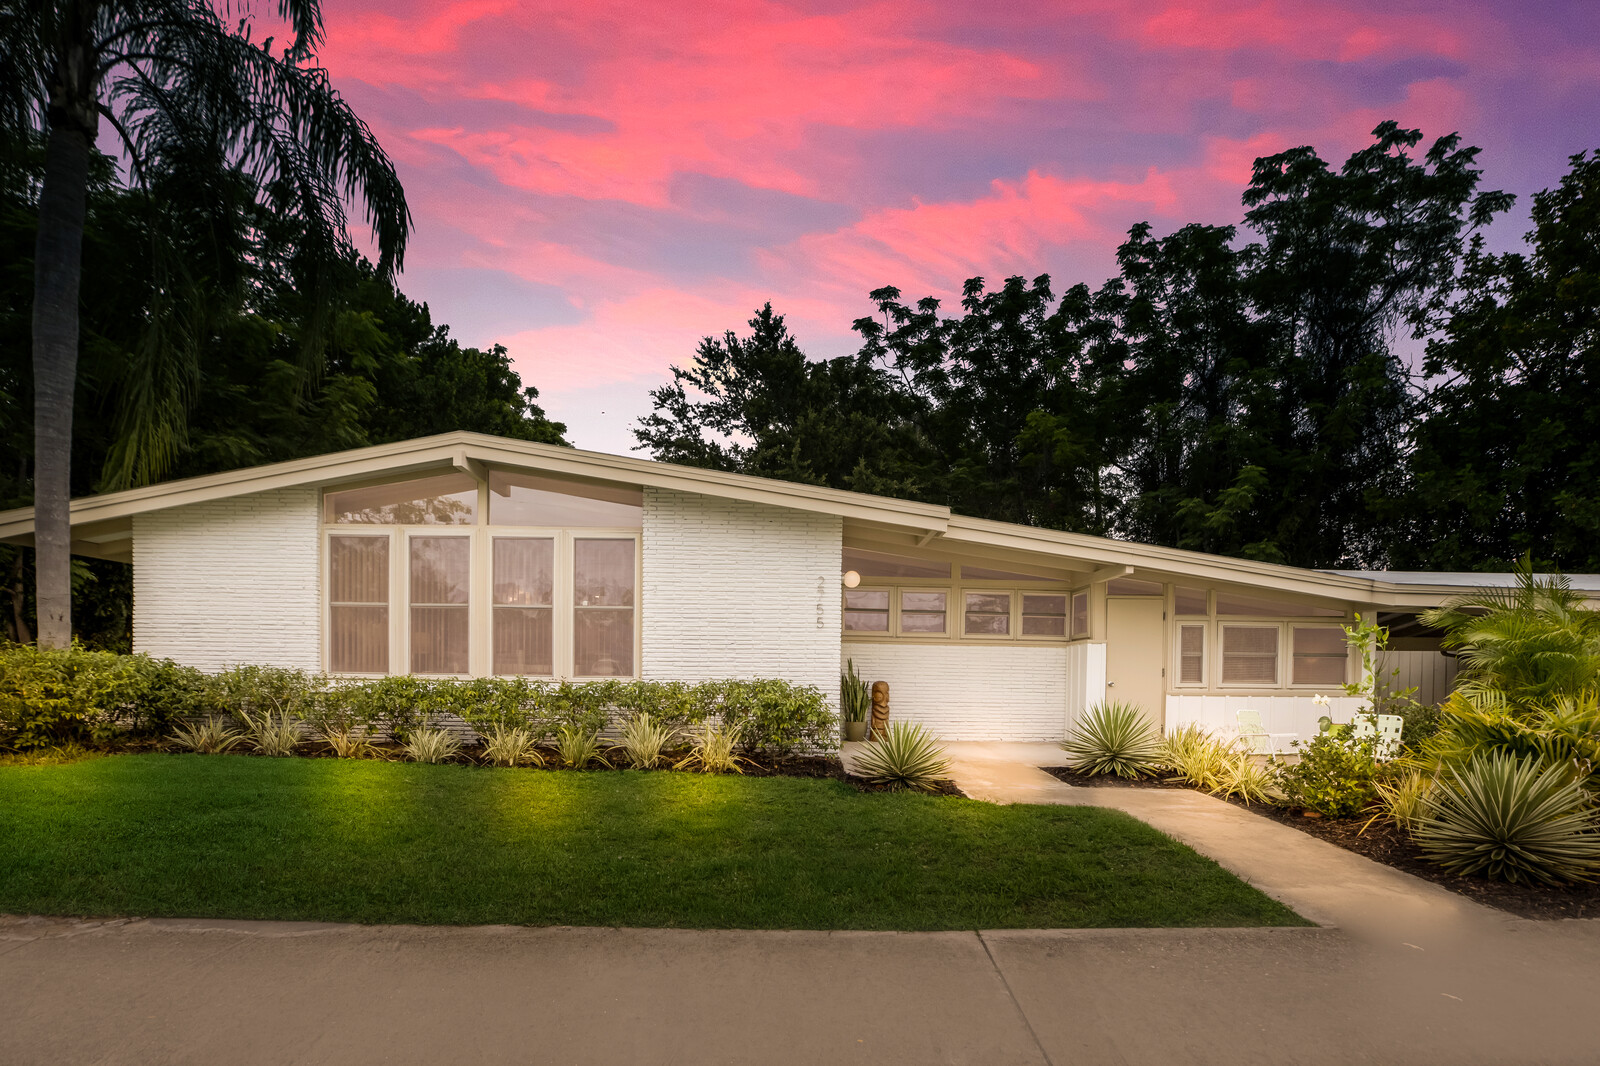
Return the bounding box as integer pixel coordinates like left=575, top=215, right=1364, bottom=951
left=674, top=720, right=750, bottom=774
left=616, top=712, right=674, bottom=769
left=478, top=722, right=543, bottom=768
left=553, top=723, right=607, bottom=770
left=238, top=708, right=301, bottom=757
left=169, top=716, right=244, bottom=755
left=1366, top=770, right=1436, bottom=835
left=1158, top=724, right=1235, bottom=790
left=1341, top=614, right=1439, bottom=749
left=1414, top=691, right=1600, bottom=781
left=1421, top=559, right=1600, bottom=707
left=1414, top=752, right=1600, bottom=884
left=3, top=0, right=411, bottom=647
left=1061, top=702, right=1161, bottom=778
left=1276, top=730, right=1381, bottom=817
left=1213, top=750, right=1278, bottom=805
left=318, top=724, right=373, bottom=760
left=851, top=721, right=951, bottom=792
left=403, top=727, right=462, bottom=765
left=840, top=659, right=870, bottom=724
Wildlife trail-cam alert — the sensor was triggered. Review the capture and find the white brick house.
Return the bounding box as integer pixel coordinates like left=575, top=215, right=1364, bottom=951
left=7, top=431, right=1595, bottom=742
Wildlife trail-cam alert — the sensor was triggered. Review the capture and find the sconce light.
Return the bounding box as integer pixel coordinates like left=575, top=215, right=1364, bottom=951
left=842, top=570, right=861, bottom=588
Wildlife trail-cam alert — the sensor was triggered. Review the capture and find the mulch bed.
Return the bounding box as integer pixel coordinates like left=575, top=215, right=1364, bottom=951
left=1042, top=765, right=1600, bottom=921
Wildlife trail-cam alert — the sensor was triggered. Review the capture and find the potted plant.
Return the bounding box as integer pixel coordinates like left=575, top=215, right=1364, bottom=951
left=840, top=659, right=870, bottom=742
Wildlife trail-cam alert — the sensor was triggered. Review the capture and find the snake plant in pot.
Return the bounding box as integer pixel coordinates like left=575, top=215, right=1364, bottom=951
left=840, top=659, right=871, bottom=741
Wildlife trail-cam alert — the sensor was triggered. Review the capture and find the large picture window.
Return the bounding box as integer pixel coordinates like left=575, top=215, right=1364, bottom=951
left=324, top=473, right=640, bottom=679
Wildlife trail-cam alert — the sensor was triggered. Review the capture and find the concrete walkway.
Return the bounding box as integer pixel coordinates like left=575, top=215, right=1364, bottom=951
left=845, top=740, right=1504, bottom=939
left=4, top=914, right=1599, bottom=1065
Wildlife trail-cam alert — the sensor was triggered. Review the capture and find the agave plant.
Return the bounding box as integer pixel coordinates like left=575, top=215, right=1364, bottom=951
left=674, top=720, right=750, bottom=774
left=617, top=712, right=675, bottom=769
left=169, top=716, right=245, bottom=755
left=1062, top=702, right=1160, bottom=778
left=404, top=727, right=463, bottom=765
left=851, top=721, right=950, bottom=792
left=1414, top=752, right=1600, bottom=884
left=554, top=723, right=608, bottom=770
left=479, top=723, right=544, bottom=768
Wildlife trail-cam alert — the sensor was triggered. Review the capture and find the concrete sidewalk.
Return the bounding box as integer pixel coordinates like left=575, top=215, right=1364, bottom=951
left=900, top=740, right=1505, bottom=939
left=4, top=914, right=1598, bottom=1065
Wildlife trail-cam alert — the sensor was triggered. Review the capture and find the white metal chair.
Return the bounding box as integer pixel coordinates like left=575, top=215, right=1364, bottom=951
left=1351, top=714, right=1404, bottom=760
left=1234, top=709, right=1298, bottom=755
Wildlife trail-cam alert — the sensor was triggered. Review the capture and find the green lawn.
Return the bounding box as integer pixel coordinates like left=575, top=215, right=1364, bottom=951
left=0, top=755, right=1306, bottom=929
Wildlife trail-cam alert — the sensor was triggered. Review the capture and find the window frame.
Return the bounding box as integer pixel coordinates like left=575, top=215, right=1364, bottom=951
left=1218, top=622, right=1283, bottom=688
left=896, top=587, right=951, bottom=638
left=321, top=480, right=642, bottom=680
left=1175, top=622, right=1207, bottom=688
left=1018, top=590, right=1070, bottom=640
left=1289, top=624, right=1350, bottom=689
left=960, top=587, right=1016, bottom=640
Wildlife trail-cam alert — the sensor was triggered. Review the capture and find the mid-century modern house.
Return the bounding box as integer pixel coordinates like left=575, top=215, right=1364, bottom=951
left=5, top=431, right=1596, bottom=743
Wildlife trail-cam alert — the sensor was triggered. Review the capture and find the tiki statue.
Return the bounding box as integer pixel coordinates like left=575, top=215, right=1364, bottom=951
left=869, top=681, right=890, bottom=741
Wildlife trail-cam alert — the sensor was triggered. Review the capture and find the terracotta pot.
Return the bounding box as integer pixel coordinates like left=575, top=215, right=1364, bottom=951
left=843, top=721, right=868, bottom=742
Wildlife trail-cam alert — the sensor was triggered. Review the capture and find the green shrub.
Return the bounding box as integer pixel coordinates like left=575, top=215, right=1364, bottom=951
left=610, top=680, right=701, bottom=734
left=169, top=716, right=245, bottom=754
left=1276, top=730, right=1381, bottom=817
left=1062, top=702, right=1160, bottom=778
left=851, top=721, right=950, bottom=792
left=703, top=679, right=835, bottom=754
left=0, top=643, right=144, bottom=749
left=403, top=727, right=463, bottom=764
left=553, top=723, right=607, bottom=769
left=1415, top=753, right=1600, bottom=884
left=478, top=722, right=543, bottom=767
left=356, top=675, right=439, bottom=741
left=302, top=683, right=374, bottom=757
left=675, top=720, right=750, bottom=774
left=617, top=712, right=675, bottom=769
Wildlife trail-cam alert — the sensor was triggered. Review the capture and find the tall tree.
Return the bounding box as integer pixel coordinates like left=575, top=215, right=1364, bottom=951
left=1402, top=151, right=1600, bottom=571
left=1, top=0, right=410, bottom=646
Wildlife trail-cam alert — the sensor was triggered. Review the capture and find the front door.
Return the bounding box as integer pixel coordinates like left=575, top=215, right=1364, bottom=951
left=1105, top=598, right=1166, bottom=730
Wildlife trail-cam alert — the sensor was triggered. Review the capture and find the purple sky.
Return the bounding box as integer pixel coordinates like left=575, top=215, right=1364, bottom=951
left=312, top=0, right=1600, bottom=453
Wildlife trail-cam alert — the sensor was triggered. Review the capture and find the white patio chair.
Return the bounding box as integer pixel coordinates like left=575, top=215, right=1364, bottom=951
left=1351, top=714, right=1404, bottom=760
left=1234, top=709, right=1298, bottom=755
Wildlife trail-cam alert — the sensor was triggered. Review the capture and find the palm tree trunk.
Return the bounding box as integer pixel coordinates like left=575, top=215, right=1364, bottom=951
left=32, top=123, right=92, bottom=648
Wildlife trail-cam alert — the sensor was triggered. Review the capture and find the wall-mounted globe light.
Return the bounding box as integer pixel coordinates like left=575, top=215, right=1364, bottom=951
left=842, top=570, right=861, bottom=588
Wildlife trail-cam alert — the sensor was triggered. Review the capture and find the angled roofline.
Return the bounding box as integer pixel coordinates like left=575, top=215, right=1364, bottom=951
left=2, top=431, right=1594, bottom=610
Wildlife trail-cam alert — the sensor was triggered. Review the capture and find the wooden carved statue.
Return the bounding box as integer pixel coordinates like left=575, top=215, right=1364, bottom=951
left=869, top=681, right=890, bottom=741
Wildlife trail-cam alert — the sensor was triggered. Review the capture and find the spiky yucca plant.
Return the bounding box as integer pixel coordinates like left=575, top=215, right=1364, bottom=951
left=852, top=721, right=951, bottom=792
left=674, top=721, right=749, bottom=774
left=554, top=723, right=608, bottom=770
left=1062, top=702, right=1160, bottom=778
left=404, top=727, right=463, bottom=765
left=1157, top=723, right=1231, bottom=788
left=239, top=709, right=302, bottom=757
left=1415, top=752, right=1600, bottom=884
left=618, top=712, right=675, bottom=769
left=479, top=723, right=543, bottom=767
left=320, top=725, right=373, bottom=759
left=169, top=717, right=244, bottom=754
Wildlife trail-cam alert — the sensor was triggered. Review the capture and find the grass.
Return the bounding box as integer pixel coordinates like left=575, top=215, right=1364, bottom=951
left=0, top=755, right=1307, bottom=930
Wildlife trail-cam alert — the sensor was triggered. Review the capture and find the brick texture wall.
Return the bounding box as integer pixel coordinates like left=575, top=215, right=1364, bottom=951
left=132, top=487, right=321, bottom=671
left=641, top=487, right=841, bottom=707
left=842, top=642, right=1073, bottom=740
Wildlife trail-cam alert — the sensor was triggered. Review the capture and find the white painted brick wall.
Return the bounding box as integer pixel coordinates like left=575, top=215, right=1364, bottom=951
left=642, top=488, right=841, bottom=707
left=132, top=487, right=320, bottom=672
left=842, top=642, right=1072, bottom=741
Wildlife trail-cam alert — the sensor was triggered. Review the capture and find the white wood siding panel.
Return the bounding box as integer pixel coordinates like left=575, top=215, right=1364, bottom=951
left=642, top=488, right=842, bottom=710
left=842, top=641, right=1071, bottom=740
left=1065, top=641, right=1107, bottom=736
left=1379, top=651, right=1459, bottom=707
left=132, top=487, right=321, bottom=671
left=1165, top=694, right=1369, bottom=749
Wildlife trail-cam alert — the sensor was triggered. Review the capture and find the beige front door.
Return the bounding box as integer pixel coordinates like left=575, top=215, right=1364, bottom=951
left=1105, top=598, right=1166, bottom=729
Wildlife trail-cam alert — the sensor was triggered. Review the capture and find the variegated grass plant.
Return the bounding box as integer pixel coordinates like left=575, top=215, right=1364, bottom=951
left=851, top=721, right=951, bottom=792
left=404, top=727, right=464, bottom=765
left=1157, top=724, right=1278, bottom=805
left=319, top=725, right=375, bottom=760
left=675, top=720, right=750, bottom=774
left=617, top=712, right=675, bottom=769
left=1364, top=770, right=1436, bottom=835
left=238, top=708, right=303, bottom=757
left=1414, top=752, right=1600, bottom=884
left=478, top=723, right=544, bottom=767
left=169, top=716, right=245, bottom=755
left=554, top=723, right=609, bottom=770
left=1062, top=701, right=1161, bottom=778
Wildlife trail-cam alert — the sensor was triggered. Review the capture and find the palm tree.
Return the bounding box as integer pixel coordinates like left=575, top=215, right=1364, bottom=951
left=1422, top=556, right=1600, bottom=707
left=1, top=1, right=410, bottom=647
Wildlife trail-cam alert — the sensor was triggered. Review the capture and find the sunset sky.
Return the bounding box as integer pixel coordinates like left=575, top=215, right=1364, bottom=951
left=313, top=0, right=1600, bottom=453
